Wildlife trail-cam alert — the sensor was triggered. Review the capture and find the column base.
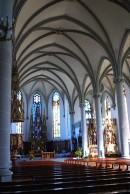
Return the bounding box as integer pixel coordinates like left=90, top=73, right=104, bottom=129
left=121, top=155, right=130, bottom=159
left=98, top=156, right=105, bottom=159
left=0, top=174, right=12, bottom=182
left=0, top=169, right=13, bottom=182
left=83, top=155, right=89, bottom=159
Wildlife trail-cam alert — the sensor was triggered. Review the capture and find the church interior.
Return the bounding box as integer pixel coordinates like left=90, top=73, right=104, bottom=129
left=1, top=0, right=130, bottom=192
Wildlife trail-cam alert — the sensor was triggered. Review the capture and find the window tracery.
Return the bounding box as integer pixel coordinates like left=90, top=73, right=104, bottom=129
left=52, top=92, right=60, bottom=138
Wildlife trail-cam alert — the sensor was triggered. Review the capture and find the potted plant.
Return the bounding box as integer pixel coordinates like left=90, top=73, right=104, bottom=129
left=74, top=148, right=83, bottom=158
left=29, top=152, right=34, bottom=160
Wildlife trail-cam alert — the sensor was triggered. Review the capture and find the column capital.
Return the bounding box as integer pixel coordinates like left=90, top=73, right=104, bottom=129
left=111, top=103, right=116, bottom=109
left=69, top=110, right=75, bottom=114
left=113, top=76, right=125, bottom=84
left=80, top=102, right=85, bottom=107
left=93, top=93, right=101, bottom=98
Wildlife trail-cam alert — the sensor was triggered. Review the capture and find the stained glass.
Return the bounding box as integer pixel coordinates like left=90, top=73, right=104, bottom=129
left=85, top=99, right=91, bottom=119
left=106, top=96, right=111, bottom=118
left=33, top=93, right=42, bottom=139
left=52, top=92, right=60, bottom=138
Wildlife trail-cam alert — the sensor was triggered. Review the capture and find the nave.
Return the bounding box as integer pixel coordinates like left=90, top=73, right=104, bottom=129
left=1, top=157, right=130, bottom=193
left=1, top=0, right=130, bottom=182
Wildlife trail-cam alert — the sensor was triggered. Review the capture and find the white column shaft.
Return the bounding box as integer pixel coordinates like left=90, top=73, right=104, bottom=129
left=0, top=0, right=13, bottom=182
left=94, top=95, right=105, bottom=158
left=80, top=104, right=89, bottom=157
left=116, top=79, right=129, bottom=158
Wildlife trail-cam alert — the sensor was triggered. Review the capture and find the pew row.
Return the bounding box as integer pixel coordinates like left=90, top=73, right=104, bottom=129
left=0, top=160, right=129, bottom=193
left=64, top=158, right=130, bottom=170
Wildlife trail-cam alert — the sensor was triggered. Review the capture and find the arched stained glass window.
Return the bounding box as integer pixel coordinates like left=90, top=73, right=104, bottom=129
left=52, top=92, right=60, bottom=138
left=67, top=101, right=70, bottom=136
left=105, top=96, right=111, bottom=119
left=33, top=93, right=42, bottom=139
left=85, top=99, right=91, bottom=119
left=16, top=122, right=22, bottom=134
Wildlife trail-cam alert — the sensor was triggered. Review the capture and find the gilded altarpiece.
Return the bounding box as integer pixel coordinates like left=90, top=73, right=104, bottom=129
left=29, top=93, right=47, bottom=156
left=87, top=118, right=118, bottom=157
left=29, top=113, right=47, bottom=155
left=10, top=134, right=23, bottom=159
left=103, top=96, right=119, bottom=156
left=103, top=118, right=118, bottom=155
left=88, top=119, right=98, bottom=157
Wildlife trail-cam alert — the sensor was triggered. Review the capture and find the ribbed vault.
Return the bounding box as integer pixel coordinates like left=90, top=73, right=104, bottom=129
left=13, top=0, right=130, bottom=105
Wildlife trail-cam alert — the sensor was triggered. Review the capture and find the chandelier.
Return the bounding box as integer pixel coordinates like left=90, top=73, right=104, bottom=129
left=11, top=65, right=24, bottom=122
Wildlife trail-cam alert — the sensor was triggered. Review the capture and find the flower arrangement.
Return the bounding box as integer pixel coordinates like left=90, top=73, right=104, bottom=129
left=29, top=153, right=34, bottom=160
left=75, top=148, right=83, bottom=158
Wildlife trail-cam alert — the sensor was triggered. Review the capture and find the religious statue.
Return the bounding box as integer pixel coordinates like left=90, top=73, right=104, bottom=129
left=88, top=122, right=97, bottom=146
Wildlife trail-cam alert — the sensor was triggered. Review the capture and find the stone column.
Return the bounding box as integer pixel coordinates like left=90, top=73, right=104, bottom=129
left=0, top=0, right=13, bottom=182
left=80, top=103, right=89, bottom=157
left=69, top=110, right=75, bottom=151
left=94, top=93, right=105, bottom=158
left=114, top=76, right=130, bottom=158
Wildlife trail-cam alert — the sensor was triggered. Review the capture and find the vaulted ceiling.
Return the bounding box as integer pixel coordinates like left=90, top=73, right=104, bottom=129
left=13, top=0, right=130, bottom=106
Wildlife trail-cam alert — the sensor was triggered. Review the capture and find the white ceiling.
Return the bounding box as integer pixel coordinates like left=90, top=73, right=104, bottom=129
left=13, top=0, right=130, bottom=105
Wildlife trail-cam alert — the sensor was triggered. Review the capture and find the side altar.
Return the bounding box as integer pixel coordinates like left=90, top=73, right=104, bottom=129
left=10, top=133, right=24, bottom=162
left=10, top=134, right=23, bottom=151
left=88, top=119, right=98, bottom=158
left=87, top=118, right=119, bottom=158
left=103, top=118, right=119, bottom=157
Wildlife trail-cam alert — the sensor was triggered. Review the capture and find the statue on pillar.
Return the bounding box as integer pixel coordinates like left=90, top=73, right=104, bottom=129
left=88, top=120, right=97, bottom=146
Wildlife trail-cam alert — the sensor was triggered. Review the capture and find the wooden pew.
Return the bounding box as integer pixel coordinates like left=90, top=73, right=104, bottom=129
left=12, top=163, right=130, bottom=182
left=2, top=160, right=129, bottom=194
left=64, top=158, right=130, bottom=171
left=1, top=180, right=130, bottom=194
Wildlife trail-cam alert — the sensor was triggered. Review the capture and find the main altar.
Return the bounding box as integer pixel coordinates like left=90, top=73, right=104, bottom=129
left=29, top=111, right=47, bottom=156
